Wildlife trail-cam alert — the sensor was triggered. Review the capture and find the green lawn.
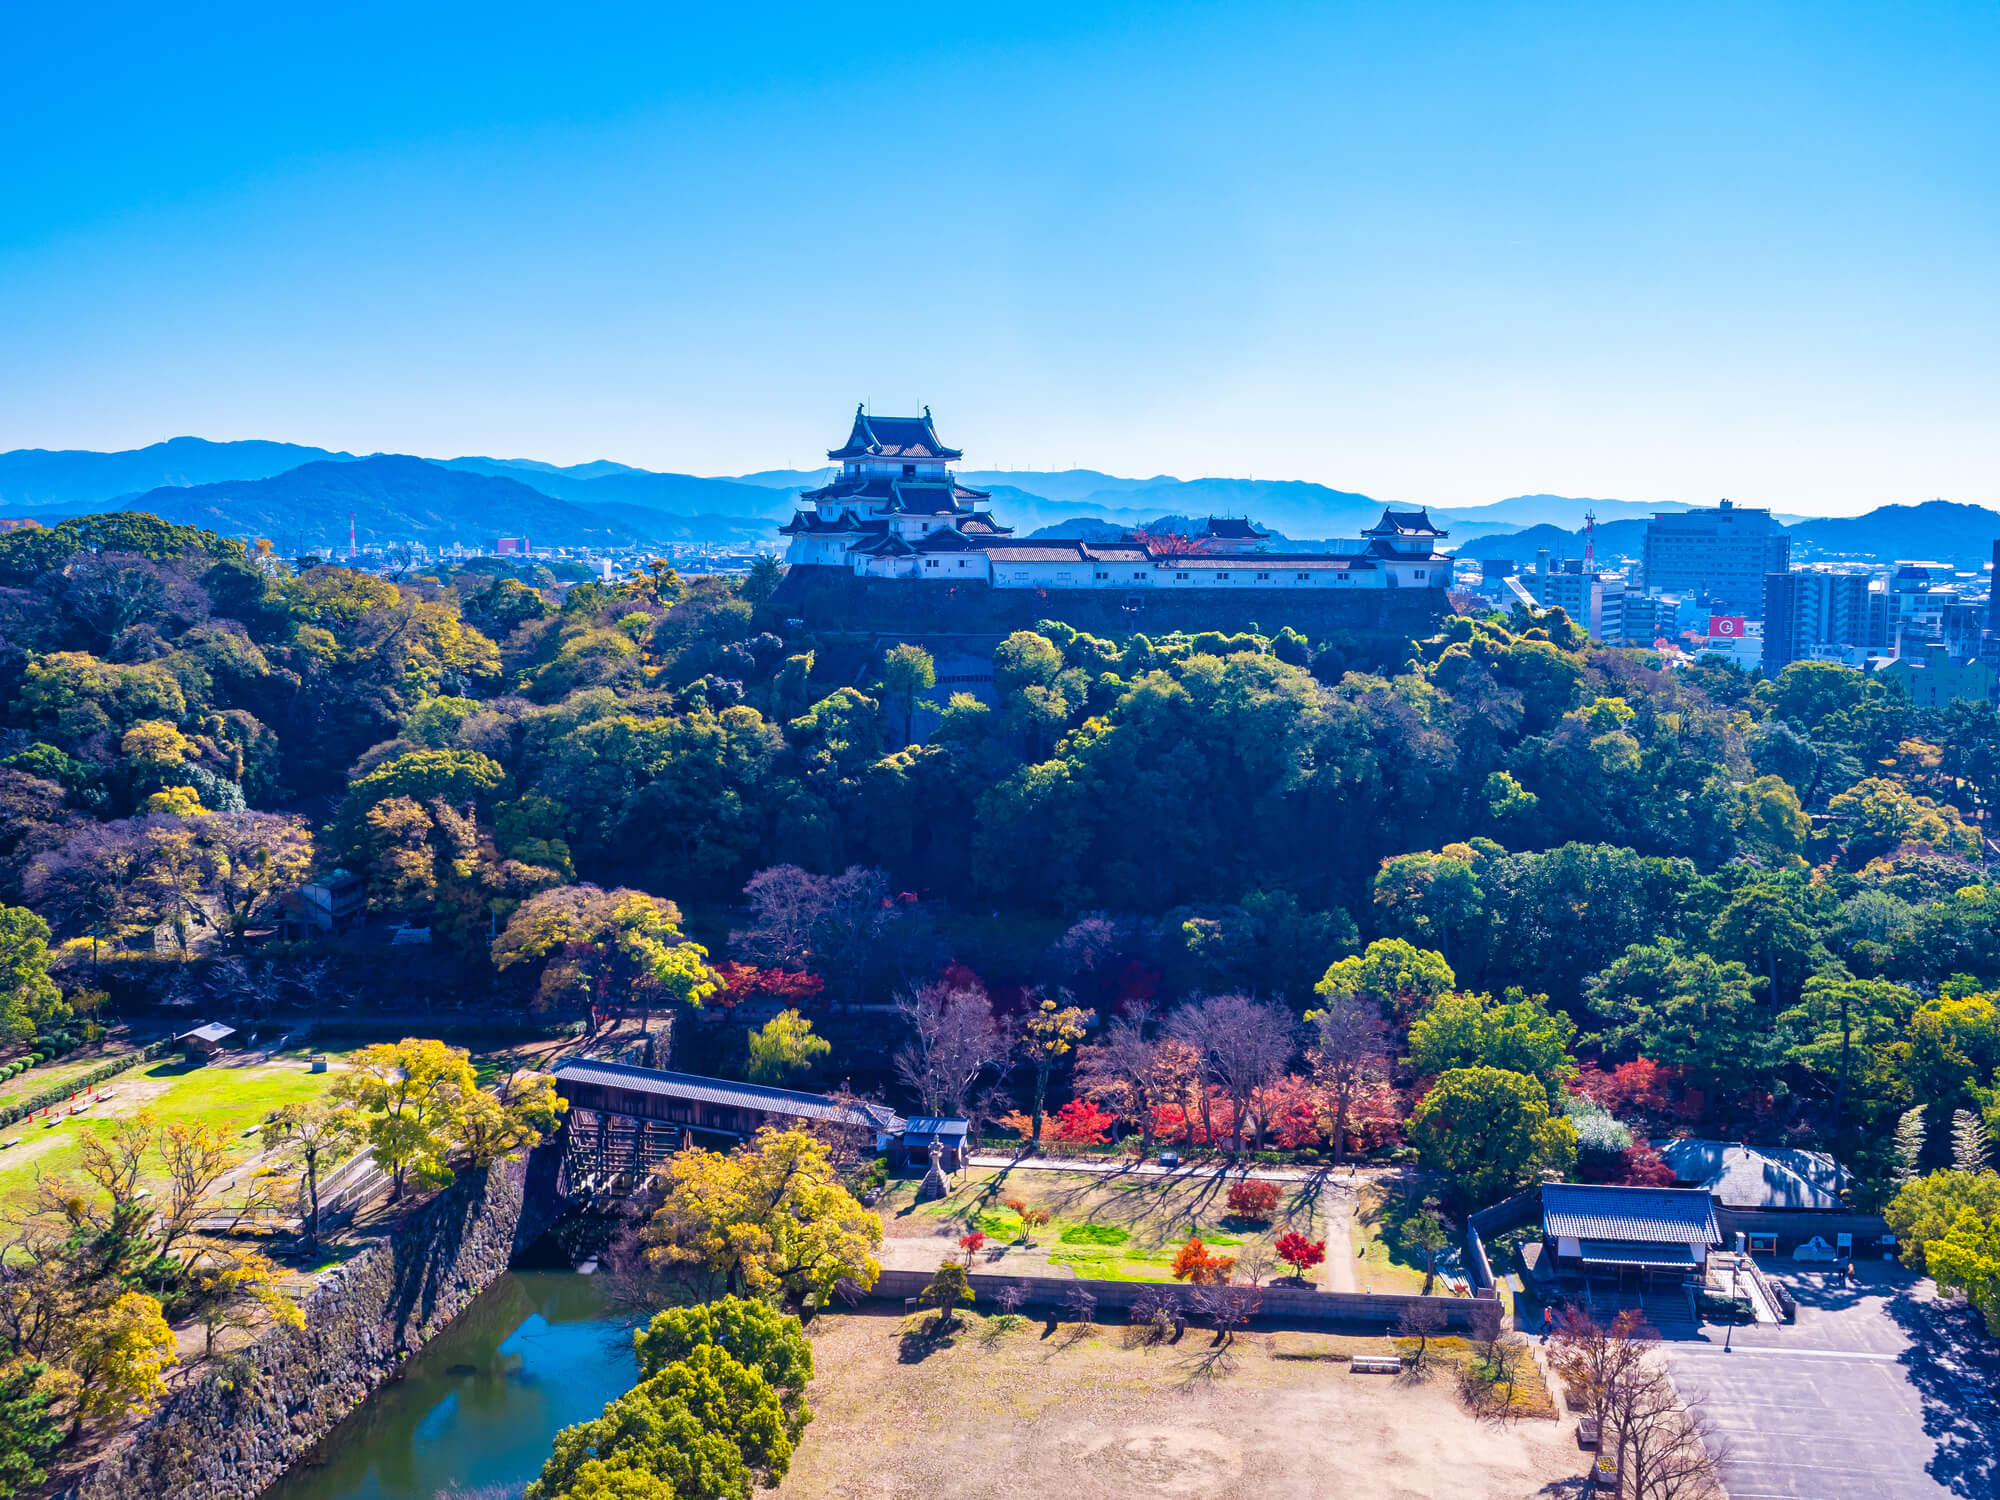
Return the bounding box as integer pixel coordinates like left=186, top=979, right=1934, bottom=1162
left=1352, top=1181, right=1443, bottom=1295
left=0, top=1047, right=351, bottom=1210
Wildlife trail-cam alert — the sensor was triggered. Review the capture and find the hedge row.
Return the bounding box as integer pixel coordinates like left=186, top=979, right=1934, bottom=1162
left=0, top=1040, right=175, bottom=1131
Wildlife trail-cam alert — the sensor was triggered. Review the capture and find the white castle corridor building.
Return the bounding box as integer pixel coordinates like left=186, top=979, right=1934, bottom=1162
left=781, top=407, right=1453, bottom=594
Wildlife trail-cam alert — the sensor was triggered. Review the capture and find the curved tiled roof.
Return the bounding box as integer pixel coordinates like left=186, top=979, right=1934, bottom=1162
left=554, top=1057, right=903, bottom=1132
left=1541, top=1183, right=1720, bottom=1245
left=1363, top=507, right=1449, bottom=538
left=827, top=405, right=963, bottom=461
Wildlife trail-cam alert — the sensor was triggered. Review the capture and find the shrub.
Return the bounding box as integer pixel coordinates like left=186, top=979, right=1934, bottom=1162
left=1225, top=1180, right=1281, bottom=1221
left=1058, top=1224, right=1129, bottom=1247
left=1170, top=1237, right=1236, bottom=1285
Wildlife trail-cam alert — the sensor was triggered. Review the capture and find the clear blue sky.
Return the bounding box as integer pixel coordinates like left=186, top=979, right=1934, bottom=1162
left=3, top=1, right=1996, bottom=513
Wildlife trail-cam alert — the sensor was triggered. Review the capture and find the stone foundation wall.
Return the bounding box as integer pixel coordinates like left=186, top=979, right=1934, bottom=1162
left=71, top=1150, right=558, bottom=1500
left=869, top=1267, right=1502, bottom=1341
left=768, top=565, right=1449, bottom=640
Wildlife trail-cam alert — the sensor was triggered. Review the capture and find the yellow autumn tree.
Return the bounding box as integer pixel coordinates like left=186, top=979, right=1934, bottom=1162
left=643, top=1128, right=881, bottom=1301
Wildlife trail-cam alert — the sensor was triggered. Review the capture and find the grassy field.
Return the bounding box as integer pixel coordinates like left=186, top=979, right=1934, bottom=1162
left=878, top=1165, right=1333, bottom=1284
left=776, top=1308, right=1578, bottom=1499
left=0, top=1046, right=351, bottom=1210
left=1350, top=1180, right=1444, bottom=1295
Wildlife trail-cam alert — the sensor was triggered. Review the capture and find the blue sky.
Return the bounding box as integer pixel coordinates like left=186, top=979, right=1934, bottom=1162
left=3, top=1, right=1996, bottom=513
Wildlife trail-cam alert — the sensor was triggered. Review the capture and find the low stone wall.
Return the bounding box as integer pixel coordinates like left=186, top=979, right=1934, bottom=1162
left=71, top=1150, right=558, bottom=1500
left=869, top=1267, right=1502, bottom=1341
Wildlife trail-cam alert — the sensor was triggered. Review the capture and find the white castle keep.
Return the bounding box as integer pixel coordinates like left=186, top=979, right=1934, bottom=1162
left=780, top=407, right=1452, bottom=593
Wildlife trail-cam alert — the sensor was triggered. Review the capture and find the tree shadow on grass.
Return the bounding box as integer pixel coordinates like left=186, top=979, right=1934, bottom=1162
left=1173, top=1335, right=1239, bottom=1390
left=897, top=1314, right=961, bottom=1364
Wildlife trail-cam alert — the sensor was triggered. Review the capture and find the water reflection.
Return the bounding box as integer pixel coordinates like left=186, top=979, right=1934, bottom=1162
left=262, top=1271, right=639, bottom=1500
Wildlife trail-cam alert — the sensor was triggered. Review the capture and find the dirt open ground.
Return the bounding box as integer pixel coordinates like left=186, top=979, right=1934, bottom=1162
left=777, top=1308, right=1584, bottom=1500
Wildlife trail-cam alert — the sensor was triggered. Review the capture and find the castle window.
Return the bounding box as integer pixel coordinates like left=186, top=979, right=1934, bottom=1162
left=1414, top=569, right=1426, bottom=579
left=924, top=560, right=937, bottom=569
left=1216, top=573, right=1230, bottom=581
left=1296, top=572, right=1310, bottom=581
left=1176, top=572, right=1189, bottom=581
left=1133, top=571, right=1145, bottom=579
left=1255, top=572, right=1270, bottom=581
left=903, top=464, right=915, bottom=477
left=1094, top=571, right=1108, bottom=580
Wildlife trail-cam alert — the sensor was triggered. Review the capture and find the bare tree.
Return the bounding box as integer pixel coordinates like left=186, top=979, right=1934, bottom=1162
left=1168, top=994, right=1294, bottom=1152
left=1307, top=988, right=1388, bottom=1166
left=894, top=977, right=1009, bottom=1118
left=1397, top=1299, right=1447, bottom=1370
left=992, top=1282, right=1027, bottom=1321
left=1062, top=1285, right=1098, bottom=1327
left=734, top=864, right=931, bottom=1004
left=1548, top=1308, right=1719, bottom=1495
left=1621, top=1370, right=1726, bottom=1500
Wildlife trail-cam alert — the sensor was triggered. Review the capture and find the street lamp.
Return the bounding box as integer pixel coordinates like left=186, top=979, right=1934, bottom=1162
left=1724, top=1230, right=1745, bottom=1352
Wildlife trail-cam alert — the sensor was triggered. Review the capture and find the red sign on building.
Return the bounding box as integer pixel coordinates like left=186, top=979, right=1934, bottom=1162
left=1708, top=615, right=1746, bottom=638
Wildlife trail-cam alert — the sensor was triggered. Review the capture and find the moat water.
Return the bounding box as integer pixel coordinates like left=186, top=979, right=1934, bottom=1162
left=261, top=1271, right=639, bottom=1500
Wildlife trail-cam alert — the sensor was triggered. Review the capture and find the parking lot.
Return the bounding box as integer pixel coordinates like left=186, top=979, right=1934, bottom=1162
left=1664, top=1262, right=2000, bottom=1499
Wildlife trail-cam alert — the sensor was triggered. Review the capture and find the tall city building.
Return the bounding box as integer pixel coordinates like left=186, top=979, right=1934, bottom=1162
left=1763, top=571, right=1888, bottom=674
left=1642, top=501, right=1791, bottom=619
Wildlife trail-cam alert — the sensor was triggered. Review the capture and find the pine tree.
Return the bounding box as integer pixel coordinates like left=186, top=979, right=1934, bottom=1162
left=1952, top=1109, right=1992, bottom=1175
left=1893, top=1107, right=1927, bottom=1185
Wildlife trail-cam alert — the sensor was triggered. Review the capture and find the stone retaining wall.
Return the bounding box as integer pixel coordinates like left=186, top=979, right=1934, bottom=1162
left=70, top=1149, right=558, bottom=1500
left=768, top=564, right=1449, bottom=641
left=869, top=1267, right=1502, bottom=1341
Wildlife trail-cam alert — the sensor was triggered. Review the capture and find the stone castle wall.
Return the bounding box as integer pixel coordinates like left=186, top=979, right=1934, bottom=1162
left=768, top=565, right=1449, bottom=639
left=71, top=1151, right=558, bottom=1500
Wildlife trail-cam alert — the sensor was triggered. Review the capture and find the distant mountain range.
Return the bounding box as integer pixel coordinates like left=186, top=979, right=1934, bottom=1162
left=0, top=436, right=1991, bottom=565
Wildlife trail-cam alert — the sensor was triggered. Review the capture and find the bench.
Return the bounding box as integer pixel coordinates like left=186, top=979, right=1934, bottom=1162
left=1351, top=1355, right=1402, bottom=1375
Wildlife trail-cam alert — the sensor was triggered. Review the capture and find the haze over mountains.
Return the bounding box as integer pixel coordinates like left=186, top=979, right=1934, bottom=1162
left=0, top=436, right=1990, bottom=564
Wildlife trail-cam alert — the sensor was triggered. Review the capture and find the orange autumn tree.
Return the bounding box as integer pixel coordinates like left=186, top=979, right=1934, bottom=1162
left=1170, top=1237, right=1235, bottom=1285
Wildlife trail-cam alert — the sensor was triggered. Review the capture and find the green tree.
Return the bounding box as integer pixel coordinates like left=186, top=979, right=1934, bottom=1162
left=1926, top=1206, right=2000, bottom=1334
left=1405, top=988, right=1577, bottom=1103
left=330, top=1038, right=476, bottom=1200
left=0, top=907, right=62, bottom=1044
left=1736, top=775, right=1811, bottom=866
left=745, top=1009, right=831, bottom=1085
left=1408, top=1066, right=1576, bottom=1207
left=1780, top=976, right=1913, bottom=1127
left=526, top=1344, right=793, bottom=1500
left=1885, top=1170, right=2000, bottom=1273
left=920, top=1260, right=975, bottom=1330
left=261, top=1101, right=361, bottom=1251
left=1586, top=940, right=1770, bottom=1128
left=1372, top=851, right=1484, bottom=964
left=878, top=643, right=936, bottom=747
left=0, top=1360, right=61, bottom=1497
left=633, top=1297, right=813, bottom=1399
left=1314, top=938, right=1456, bottom=1018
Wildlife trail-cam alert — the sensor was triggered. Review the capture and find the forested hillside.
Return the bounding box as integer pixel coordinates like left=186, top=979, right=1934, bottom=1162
left=3, top=509, right=1999, bottom=1209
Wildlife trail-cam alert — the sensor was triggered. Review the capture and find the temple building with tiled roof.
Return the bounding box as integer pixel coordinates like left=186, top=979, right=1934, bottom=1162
left=780, top=406, right=1452, bottom=595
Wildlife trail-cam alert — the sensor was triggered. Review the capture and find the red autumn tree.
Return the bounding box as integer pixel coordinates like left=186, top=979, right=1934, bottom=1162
left=1047, top=1098, right=1116, bottom=1145
left=958, top=1230, right=987, bottom=1262
left=1225, top=1180, right=1281, bottom=1221
left=1274, top=1230, right=1327, bottom=1280
left=1170, top=1237, right=1236, bottom=1285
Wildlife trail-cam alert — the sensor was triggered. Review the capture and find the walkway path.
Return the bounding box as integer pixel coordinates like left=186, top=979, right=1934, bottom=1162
left=967, top=1153, right=1381, bottom=1185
